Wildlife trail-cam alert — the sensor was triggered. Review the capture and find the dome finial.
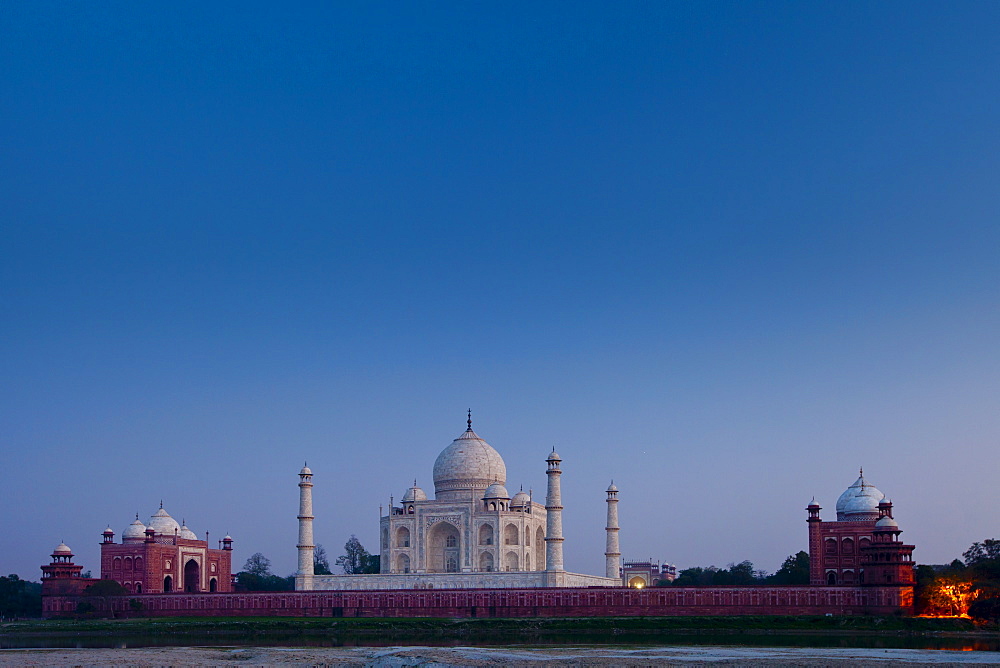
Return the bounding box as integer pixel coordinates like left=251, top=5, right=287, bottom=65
left=860, top=466, right=864, bottom=478
left=467, top=408, right=472, bottom=430
left=160, top=499, right=163, bottom=509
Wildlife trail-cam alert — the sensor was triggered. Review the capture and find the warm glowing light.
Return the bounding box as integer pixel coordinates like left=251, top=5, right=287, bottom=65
left=634, top=582, right=643, bottom=589
left=925, top=578, right=978, bottom=618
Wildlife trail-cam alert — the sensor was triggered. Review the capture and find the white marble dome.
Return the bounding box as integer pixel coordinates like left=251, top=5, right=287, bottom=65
left=401, top=483, right=428, bottom=503
left=123, top=517, right=147, bottom=540
left=148, top=506, right=181, bottom=535
left=836, top=473, right=885, bottom=521
left=53, top=542, right=72, bottom=555
left=433, top=423, right=506, bottom=499
left=179, top=523, right=198, bottom=540
left=483, top=482, right=510, bottom=499
left=511, top=489, right=531, bottom=507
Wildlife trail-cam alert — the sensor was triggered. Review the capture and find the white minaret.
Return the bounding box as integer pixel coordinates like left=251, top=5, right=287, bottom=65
left=605, top=481, right=621, bottom=580
left=544, top=448, right=564, bottom=572
left=297, top=464, right=315, bottom=586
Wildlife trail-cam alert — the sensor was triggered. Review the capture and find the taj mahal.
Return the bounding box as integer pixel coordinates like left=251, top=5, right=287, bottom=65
left=294, top=413, right=623, bottom=590
left=38, top=412, right=918, bottom=617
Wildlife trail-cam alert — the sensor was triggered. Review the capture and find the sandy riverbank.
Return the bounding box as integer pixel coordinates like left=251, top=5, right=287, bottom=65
left=3, top=645, right=1000, bottom=666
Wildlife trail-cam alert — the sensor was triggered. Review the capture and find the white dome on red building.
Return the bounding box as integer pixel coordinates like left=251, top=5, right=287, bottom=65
left=835, top=471, right=885, bottom=521
left=147, top=506, right=181, bottom=535
left=123, top=516, right=147, bottom=541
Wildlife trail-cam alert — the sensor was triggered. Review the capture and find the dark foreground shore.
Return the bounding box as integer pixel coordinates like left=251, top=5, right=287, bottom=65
left=2, top=616, right=999, bottom=666
left=4, top=644, right=1000, bottom=667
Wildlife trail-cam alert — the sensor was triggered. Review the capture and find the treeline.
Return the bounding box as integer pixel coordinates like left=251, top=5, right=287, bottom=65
left=235, top=535, right=380, bottom=591
left=915, top=538, right=1000, bottom=621
left=668, top=551, right=810, bottom=587
left=0, top=574, right=42, bottom=618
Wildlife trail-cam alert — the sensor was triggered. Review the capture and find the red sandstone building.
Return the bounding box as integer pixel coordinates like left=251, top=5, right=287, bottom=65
left=99, top=505, right=234, bottom=594
left=621, top=560, right=678, bottom=588
left=40, top=542, right=96, bottom=598
left=807, top=470, right=915, bottom=587
left=41, top=505, right=234, bottom=603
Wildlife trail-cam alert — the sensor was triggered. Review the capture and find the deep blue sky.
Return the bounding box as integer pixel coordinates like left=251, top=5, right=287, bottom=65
left=2, top=3, right=999, bottom=580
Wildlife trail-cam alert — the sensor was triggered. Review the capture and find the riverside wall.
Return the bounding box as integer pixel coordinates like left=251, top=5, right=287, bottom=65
left=44, top=585, right=913, bottom=618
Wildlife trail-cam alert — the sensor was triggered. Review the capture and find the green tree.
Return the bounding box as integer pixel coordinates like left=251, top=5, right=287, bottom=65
left=718, top=561, right=758, bottom=585
left=78, top=580, right=128, bottom=618
left=0, top=574, right=42, bottom=618
left=768, top=551, right=810, bottom=585
left=314, top=544, right=332, bottom=575
left=672, top=566, right=717, bottom=587
left=963, top=539, right=1000, bottom=566
left=363, top=554, right=381, bottom=574
left=963, top=537, right=1000, bottom=621
left=336, top=535, right=372, bottom=574
left=913, top=564, right=939, bottom=614
left=234, top=553, right=294, bottom=591
left=243, top=553, right=272, bottom=577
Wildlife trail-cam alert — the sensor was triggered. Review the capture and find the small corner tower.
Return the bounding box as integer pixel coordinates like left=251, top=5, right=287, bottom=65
left=806, top=496, right=823, bottom=585
left=605, top=482, right=621, bottom=580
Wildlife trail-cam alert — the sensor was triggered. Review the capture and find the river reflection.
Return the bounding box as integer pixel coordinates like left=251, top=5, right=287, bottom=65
left=3, top=632, right=999, bottom=651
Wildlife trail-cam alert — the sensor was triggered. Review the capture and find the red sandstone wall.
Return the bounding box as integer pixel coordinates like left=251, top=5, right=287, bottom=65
left=43, top=585, right=913, bottom=619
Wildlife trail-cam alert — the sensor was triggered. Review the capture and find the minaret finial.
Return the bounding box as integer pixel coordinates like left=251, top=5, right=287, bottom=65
left=467, top=408, right=472, bottom=430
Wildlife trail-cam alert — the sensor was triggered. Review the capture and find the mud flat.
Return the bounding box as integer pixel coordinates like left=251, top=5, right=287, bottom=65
left=4, top=644, right=1000, bottom=666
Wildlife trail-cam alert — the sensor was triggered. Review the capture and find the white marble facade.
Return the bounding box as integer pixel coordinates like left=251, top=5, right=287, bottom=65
left=381, top=420, right=548, bottom=575
left=295, top=416, right=621, bottom=591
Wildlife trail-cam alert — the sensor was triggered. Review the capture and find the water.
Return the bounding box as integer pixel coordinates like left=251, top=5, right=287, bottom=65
left=3, top=631, right=998, bottom=651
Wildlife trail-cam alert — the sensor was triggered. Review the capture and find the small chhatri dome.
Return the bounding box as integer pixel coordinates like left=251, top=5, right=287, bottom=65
left=511, top=488, right=531, bottom=507
left=401, top=480, right=427, bottom=503
left=223, top=534, right=233, bottom=541
left=876, top=515, right=899, bottom=530
left=123, top=516, right=147, bottom=540
left=547, top=447, right=561, bottom=462
left=147, top=506, right=182, bottom=535
left=53, top=542, right=72, bottom=555
left=483, top=481, right=510, bottom=500
left=835, top=470, right=886, bottom=521
left=607, top=481, right=618, bottom=493
left=300, top=462, right=312, bottom=476
left=179, top=520, right=198, bottom=540
left=432, top=414, right=507, bottom=499
left=807, top=496, right=820, bottom=508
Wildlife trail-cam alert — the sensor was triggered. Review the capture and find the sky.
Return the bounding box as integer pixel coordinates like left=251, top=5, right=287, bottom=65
left=2, top=3, right=999, bottom=581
